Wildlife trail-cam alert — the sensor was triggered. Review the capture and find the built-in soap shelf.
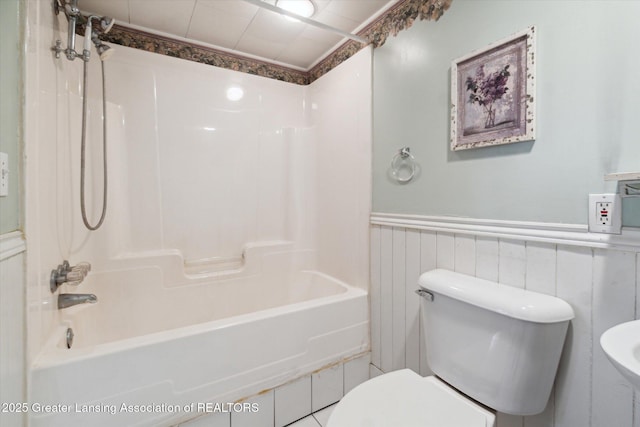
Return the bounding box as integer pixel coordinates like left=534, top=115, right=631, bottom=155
left=605, top=172, right=640, bottom=198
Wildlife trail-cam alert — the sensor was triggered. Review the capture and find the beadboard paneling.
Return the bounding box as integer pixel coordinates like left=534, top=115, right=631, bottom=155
left=0, top=235, right=26, bottom=427
left=370, top=218, right=640, bottom=427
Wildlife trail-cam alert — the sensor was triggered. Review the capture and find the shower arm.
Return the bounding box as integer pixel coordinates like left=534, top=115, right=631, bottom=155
left=52, top=1, right=114, bottom=62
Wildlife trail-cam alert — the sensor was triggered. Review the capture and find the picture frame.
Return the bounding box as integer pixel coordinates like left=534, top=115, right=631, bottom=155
left=450, top=26, right=536, bottom=151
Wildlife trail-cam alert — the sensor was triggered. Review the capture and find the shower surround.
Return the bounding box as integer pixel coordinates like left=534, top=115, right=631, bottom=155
left=25, top=3, right=371, bottom=425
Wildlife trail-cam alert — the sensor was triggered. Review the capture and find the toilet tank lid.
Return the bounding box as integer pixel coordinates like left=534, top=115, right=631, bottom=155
left=418, top=269, right=574, bottom=323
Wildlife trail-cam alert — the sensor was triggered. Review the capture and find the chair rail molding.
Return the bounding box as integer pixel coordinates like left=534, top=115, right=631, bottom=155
left=0, top=231, right=26, bottom=261
left=370, top=212, right=640, bottom=251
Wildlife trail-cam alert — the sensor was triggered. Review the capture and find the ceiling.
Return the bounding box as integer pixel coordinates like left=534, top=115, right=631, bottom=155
left=79, top=0, right=397, bottom=70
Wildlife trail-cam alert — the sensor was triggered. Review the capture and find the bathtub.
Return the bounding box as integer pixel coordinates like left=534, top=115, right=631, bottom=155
left=30, top=264, right=368, bottom=427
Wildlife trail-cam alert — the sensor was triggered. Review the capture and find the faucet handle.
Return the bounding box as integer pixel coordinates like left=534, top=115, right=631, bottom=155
left=71, top=261, right=91, bottom=274
left=50, top=261, right=92, bottom=293
left=65, top=271, right=85, bottom=282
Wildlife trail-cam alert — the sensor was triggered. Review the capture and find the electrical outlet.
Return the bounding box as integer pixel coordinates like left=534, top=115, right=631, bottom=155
left=596, top=201, right=611, bottom=225
left=588, top=194, right=621, bottom=234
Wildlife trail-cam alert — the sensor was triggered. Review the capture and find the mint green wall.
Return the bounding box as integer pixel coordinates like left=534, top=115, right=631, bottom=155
left=0, top=0, right=22, bottom=234
left=373, top=0, right=640, bottom=227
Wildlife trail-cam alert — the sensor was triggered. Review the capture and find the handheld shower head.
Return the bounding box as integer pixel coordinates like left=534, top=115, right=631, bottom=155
left=95, top=43, right=113, bottom=61
left=82, top=15, right=93, bottom=59
left=91, top=32, right=114, bottom=61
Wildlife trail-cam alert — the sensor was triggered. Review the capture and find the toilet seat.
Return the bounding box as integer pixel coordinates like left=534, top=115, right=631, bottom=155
left=327, top=369, right=495, bottom=427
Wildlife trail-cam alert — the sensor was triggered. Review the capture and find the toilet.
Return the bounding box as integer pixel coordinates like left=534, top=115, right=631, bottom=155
left=328, top=269, right=575, bottom=427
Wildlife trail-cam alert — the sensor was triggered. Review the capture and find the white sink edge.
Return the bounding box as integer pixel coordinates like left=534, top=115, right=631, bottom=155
left=600, top=319, right=640, bottom=391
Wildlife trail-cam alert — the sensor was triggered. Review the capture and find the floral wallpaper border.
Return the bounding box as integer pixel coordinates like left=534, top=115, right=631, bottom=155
left=99, top=0, right=452, bottom=85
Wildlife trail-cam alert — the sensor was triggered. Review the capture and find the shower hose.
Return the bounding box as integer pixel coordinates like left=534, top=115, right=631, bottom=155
left=79, top=59, right=108, bottom=231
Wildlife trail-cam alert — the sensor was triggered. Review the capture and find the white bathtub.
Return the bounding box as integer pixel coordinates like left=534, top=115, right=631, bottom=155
left=30, top=266, right=368, bottom=427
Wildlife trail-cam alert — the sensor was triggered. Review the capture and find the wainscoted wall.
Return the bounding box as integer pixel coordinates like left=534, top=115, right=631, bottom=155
left=373, top=0, right=640, bottom=227
left=0, top=232, right=26, bottom=427
left=370, top=214, right=640, bottom=427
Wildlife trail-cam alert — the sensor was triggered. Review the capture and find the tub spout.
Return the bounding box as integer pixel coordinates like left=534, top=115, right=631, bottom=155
left=58, top=293, right=98, bottom=309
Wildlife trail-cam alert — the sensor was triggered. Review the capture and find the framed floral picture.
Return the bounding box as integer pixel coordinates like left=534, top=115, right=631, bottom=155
left=450, top=26, right=536, bottom=151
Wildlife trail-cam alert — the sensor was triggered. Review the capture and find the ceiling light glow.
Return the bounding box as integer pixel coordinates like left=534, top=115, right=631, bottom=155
left=277, top=0, right=315, bottom=19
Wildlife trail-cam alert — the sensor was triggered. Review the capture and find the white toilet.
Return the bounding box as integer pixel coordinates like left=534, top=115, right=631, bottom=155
left=328, top=269, right=575, bottom=427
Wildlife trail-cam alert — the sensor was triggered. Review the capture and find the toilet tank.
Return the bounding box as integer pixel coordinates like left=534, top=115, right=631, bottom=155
left=418, top=269, right=574, bottom=416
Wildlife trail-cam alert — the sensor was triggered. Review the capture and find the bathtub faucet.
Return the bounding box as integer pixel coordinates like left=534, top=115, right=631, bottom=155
left=58, top=293, right=98, bottom=309
left=50, top=260, right=92, bottom=293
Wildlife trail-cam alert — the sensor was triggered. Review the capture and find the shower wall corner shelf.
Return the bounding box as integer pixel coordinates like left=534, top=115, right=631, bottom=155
left=605, top=172, right=640, bottom=198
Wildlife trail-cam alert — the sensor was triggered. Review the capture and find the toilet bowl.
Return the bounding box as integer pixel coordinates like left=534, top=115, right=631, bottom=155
left=327, top=269, right=574, bottom=427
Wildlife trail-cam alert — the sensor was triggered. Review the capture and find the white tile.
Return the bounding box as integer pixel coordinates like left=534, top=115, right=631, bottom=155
left=454, top=235, right=476, bottom=276
left=370, top=226, right=382, bottom=369
left=343, top=354, right=370, bottom=394
left=379, top=226, right=393, bottom=373
left=187, top=1, right=257, bottom=49
left=312, top=403, right=337, bottom=427
left=286, top=415, right=321, bottom=427
left=274, top=375, right=312, bottom=427
left=404, top=229, right=421, bottom=373
left=498, top=239, right=526, bottom=289
left=312, top=364, right=344, bottom=412
left=231, top=391, right=274, bottom=427
left=475, top=236, right=499, bottom=282
left=436, top=233, right=455, bottom=270
left=554, top=246, right=593, bottom=427
left=591, top=249, right=635, bottom=427
left=180, top=411, right=230, bottom=427
left=392, top=227, right=406, bottom=371
left=276, top=36, right=337, bottom=69
left=129, top=0, right=196, bottom=37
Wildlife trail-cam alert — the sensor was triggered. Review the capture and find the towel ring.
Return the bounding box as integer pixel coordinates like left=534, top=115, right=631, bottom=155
left=391, top=147, right=416, bottom=183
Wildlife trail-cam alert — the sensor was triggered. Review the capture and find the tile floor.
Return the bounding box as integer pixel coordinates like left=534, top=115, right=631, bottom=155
left=285, top=403, right=337, bottom=427
left=179, top=354, right=372, bottom=427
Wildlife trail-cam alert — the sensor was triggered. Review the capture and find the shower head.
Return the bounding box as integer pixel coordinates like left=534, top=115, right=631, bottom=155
left=95, top=41, right=113, bottom=61
left=91, top=32, right=114, bottom=61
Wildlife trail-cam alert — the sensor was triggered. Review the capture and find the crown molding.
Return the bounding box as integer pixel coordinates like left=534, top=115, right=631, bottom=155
left=95, top=0, right=452, bottom=85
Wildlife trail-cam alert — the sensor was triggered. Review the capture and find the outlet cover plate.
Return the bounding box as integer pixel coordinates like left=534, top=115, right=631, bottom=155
left=588, top=193, right=622, bottom=234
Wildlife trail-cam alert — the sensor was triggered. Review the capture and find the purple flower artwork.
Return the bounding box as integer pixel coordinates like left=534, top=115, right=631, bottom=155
left=465, top=63, right=511, bottom=130
left=451, top=27, right=536, bottom=150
